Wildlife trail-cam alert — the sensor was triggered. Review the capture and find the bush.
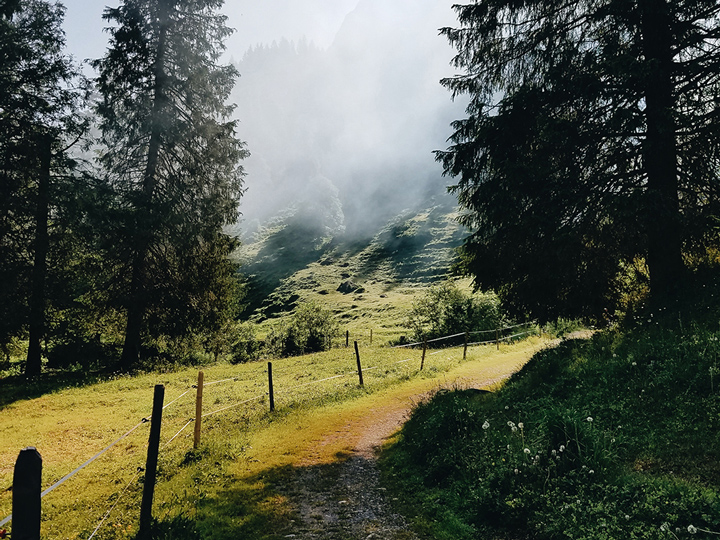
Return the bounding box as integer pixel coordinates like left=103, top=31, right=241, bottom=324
left=266, top=301, right=339, bottom=357
left=229, top=322, right=261, bottom=364
left=406, top=281, right=503, bottom=343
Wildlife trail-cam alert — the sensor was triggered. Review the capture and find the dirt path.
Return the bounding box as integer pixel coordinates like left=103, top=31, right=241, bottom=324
left=244, top=335, right=592, bottom=539
left=275, top=364, right=544, bottom=539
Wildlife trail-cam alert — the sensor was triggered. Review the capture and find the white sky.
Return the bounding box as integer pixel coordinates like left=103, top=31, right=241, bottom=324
left=61, top=0, right=361, bottom=65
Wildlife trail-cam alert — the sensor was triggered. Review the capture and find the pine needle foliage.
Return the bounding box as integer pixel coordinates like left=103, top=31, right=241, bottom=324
left=92, top=0, right=248, bottom=368
left=437, top=0, right=720, bottom=320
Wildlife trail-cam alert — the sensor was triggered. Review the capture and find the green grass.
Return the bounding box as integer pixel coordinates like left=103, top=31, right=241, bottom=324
left=381, top=323, right=720, bottom=539
left=0, top=334, right=548, bottom=540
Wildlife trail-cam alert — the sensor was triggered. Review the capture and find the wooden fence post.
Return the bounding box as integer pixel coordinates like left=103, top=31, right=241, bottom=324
left=346, top=330, right=349, bottom=348
left=354, top=341, right=364, bottom=386
left=370, top=329, right=373, bottom=345
left=139, top=384, right=164, bottom=539
left=268, top=362, right=275, bottom=412
left=193, top=371, right=204, bottom=449
left=12, top=447, right=42, bottom=540
left=421, top=339, right=427, bottom=371
left=463, top=333, right=468, bottom=361
left=496, top=328, right=500, bottom=350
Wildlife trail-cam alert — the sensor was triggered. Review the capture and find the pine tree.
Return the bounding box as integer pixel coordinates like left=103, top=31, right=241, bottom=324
left=0, top=0, right=87, bottom=375
left=93, top=0, right=247, bottom=368
left=437, top=0, right=720, bottom=320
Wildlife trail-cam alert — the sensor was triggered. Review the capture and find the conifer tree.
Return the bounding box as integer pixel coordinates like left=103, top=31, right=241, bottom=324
left=93, top=0, right=247, bottom=368
left=437, top=0, right=720, bottom=319
left=0, top=0, right=87, bottom=375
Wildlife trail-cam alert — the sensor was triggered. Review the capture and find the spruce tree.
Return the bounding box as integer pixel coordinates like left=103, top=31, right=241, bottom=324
left=437, top=0, right=720, bottom=320
left=0, top=0, right=87, bottom=375
left=93, top=0, right=247, bottom=368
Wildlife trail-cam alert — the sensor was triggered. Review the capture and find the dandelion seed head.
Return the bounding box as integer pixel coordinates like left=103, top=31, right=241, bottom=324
left=524, top=448, right=531, bottom=454
left=688, top=525, right=698, bottom=534
left=482, top=420, right=490, bottom=430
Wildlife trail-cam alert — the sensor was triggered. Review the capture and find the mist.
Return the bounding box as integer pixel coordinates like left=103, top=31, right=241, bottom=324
left=229, top=0, right=465, bottom=239
left=60, top=0, right=465, bottom=240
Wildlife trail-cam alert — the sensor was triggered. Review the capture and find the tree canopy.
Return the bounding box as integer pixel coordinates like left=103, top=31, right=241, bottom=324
left=437, top=0, right=720, bottom=320
left=0, top=0, right=88, bottom=374
left=93, top=0, right=247, bottom=368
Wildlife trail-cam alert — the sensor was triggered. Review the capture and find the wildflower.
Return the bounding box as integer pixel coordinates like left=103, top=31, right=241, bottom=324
left=559, top=445, right=565, bottom=452
left=524, top=448, right=531, bottom=454
left=514, top=468, right=519, bottom=474
left=551, top=449, right=557, bottom=456
left=589, top=469, right=594, bottom=474
left=688, top=525, right=698, bottom=534
left=660, top=523, right=669, bottom=532
left=518, top=422, right=524, bottom=429
left=507, top=421, right=515, bottom=428
left=512, top=426, right=518, bottom=432
left=505, top=405, right=509, bottom=410
left=482, top=420, right=490, bottom=430
left=625, top=515, right=630, bottom=520
left=507, top=444, right=511, bottom=450
left=632, top=362, right=637, bottom=366
left=586, top=416, right=593, bottom=423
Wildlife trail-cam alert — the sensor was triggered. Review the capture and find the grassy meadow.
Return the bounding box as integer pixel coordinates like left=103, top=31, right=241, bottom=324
left=0, top=329, right=548, bottom=539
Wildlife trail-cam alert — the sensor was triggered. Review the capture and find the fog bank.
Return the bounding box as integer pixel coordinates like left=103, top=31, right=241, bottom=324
left=231, top=0, right=464, bottom=239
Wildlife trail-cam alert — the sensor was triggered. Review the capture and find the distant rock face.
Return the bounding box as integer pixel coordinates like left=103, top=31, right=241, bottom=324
left=337, top=280, right=362, bottom=294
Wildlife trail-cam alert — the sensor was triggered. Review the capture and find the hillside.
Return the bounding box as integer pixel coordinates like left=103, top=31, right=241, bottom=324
left=232, top=190, right=465, bottom=332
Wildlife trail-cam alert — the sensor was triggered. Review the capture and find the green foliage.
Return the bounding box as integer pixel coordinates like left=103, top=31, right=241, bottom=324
left=0, top=0, right=89, bottom=367
left=92, top=0, right=248, bottom=368
left=406, top=280, right=502, bottom=343
left=228, top=322, right=261, bottom=364
left=265, top=301, right=339, bottom=357
left=382, top=325, right=720, bottom=539
left=438, top=0, right=720, bottom=319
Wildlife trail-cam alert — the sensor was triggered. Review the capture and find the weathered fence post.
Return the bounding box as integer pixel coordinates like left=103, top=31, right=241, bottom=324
left=370, top=329, right=373, bottom=345
left=463, top=333, right=468, bottom=361
left=496, top=328, right=500, bottom=350
left=139, top=384, right=164, bottom=539
left=421, top=339, right=427, bottom=371
left=346, top=330, right=350, bottom=348
left=268, top=362, right=275, bottom=412
left=354, top=341, right=364, bottom=386
left=12, top=447, right=42, bottom=540
left=193, top=371, right=204, bottom=449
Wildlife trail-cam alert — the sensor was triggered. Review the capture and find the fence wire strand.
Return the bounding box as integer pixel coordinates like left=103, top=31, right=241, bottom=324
left=3, top=321, right=541, bottom=533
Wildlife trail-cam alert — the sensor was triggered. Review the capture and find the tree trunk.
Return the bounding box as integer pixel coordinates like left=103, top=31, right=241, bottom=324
left=25, top=134, right=51, bottom=378
left=118, top=0, right=170, bottom=369
left=639, top=0, right=683, bottom=307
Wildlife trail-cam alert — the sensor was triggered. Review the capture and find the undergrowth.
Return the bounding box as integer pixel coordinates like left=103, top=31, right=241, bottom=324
left=381, top=323, right=720, bottom=539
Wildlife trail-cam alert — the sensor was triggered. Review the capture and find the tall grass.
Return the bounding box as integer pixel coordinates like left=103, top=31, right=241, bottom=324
left=382, top=324, right=720, bottom=539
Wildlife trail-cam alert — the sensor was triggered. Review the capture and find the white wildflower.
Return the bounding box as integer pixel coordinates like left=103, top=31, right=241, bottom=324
left=518, top=422, right=524, bottom=429
left=559, top=445, right=565, bottom=452
left=482, top=420, right=490, bottom=430
left=586, top=416, right=593, bottom=423
left=524, top=448, right=531, bottom=454
left=688, top=525, right=698, bottom=534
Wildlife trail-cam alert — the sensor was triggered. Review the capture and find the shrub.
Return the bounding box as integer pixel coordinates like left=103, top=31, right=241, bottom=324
left=406, top=281, right=502, bottom=343
left=267, top=301, right=339, bottom=357
left=229, top=322, right=261, bottom=364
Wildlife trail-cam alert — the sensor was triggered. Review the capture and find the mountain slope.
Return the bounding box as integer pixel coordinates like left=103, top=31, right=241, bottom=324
left=232, top=192, right=465, bottom=328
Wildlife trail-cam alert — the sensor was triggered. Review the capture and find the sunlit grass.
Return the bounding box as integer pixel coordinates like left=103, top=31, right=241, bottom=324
left=0, top=335, right=548, bottom=539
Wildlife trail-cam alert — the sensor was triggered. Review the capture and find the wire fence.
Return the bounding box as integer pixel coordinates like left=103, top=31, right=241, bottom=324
left=1, top=320, right=539, bottom=538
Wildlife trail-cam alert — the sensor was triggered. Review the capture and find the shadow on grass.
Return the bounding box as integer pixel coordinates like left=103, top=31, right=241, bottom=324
left=0, top=366, right=118, bottom=408
left=144, top=453, right=414, bottom=540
